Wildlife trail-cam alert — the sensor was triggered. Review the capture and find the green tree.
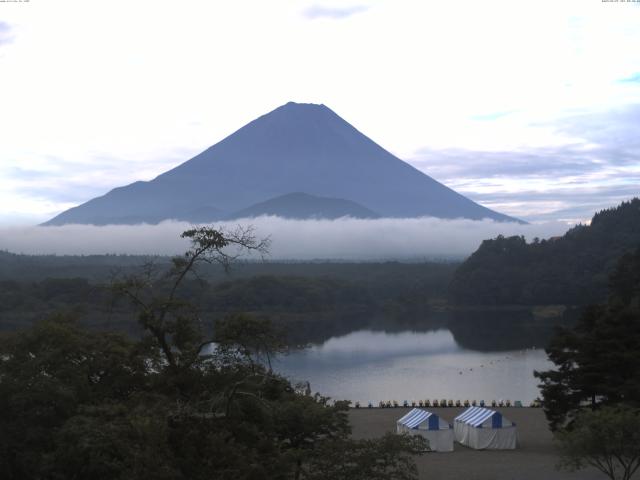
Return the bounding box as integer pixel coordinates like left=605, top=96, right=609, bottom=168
left=303, top=433, right=426, bottom=480
left=214, top=312, right=288, bottom=370
left=111, top=225, right=270, bottom=372
left=0, top=315, right=148, bottom=479
left=449, top=198, right=640, bottom=306
left=0, top=226, right=424, bottom=480
left=535, top=247, right=640, bottom=430
left=556, top=405, right=640, bottom=480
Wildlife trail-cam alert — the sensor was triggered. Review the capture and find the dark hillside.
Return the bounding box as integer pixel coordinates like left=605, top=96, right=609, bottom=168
left=449, top=198, right=640, bottom=305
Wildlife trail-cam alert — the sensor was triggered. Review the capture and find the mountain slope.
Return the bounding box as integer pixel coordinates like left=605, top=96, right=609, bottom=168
left=228, top=192, right=380, bottom=220
left=449, top=198, right=640, bottom=306
left=44, top=102, right=521, bottom=225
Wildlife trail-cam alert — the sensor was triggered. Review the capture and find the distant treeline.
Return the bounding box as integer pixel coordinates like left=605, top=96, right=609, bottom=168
left=449, top=198, right=640, bottom=305
left=0, top=258, right=457, bottom=345
left=8, top=199, right=639, bottom=347
left=0, top=251, right=161, bottom=281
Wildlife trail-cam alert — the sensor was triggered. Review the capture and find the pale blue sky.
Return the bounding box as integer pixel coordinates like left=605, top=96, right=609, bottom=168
left=1, top=0, right=639, bottom=225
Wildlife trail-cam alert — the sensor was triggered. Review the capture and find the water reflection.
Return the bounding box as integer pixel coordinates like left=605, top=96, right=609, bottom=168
left=448, top=309, right=558, bottom=351
left=291, top=330, right=460, bottom=364
left=275, top=329, right=551, bottom=404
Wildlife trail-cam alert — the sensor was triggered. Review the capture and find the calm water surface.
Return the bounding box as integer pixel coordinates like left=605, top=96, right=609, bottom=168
left=274, top=329, right=551, bottom=405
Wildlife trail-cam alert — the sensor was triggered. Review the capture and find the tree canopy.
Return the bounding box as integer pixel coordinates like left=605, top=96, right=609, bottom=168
left=450, top=198, right=640, bottom=305
left=0, top=226, right=424, bottom=480
left=556, top=405, right=640, bottom=480
left=534, top=247, right=640, bottom=430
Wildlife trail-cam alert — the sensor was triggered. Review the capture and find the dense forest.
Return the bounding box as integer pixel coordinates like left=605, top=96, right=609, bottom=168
left=449, top=198, right=640, bottom=306
left=535, top=246, right=640, bottom=430
left=0, top=256, right=457, bottom=346
left=0, top=228, right=426, bottom=480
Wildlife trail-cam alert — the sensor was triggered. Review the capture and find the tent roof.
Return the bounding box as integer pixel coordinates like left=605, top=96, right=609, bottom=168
left=397, top=408, right=438, bottom=429
left=455, top=406, right=507, bottom=427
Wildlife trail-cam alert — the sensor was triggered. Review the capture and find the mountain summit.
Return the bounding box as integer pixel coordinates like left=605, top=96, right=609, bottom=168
left=44, top=102, right=521, bottom=225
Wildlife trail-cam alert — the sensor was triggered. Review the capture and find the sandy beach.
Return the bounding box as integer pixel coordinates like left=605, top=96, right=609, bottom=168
left=349, top=407, right=607, bottom=480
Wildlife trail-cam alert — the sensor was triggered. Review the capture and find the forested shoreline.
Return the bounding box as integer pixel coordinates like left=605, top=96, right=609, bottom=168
left=450, top=198, right=640, bottom=306
left=0, top=257, right=457, bottom=346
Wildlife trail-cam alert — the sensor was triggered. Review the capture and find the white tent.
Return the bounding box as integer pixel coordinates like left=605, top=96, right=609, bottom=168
left=396, top=408, right=454, bottom=452
left=454, top=406, right=517, bottom=450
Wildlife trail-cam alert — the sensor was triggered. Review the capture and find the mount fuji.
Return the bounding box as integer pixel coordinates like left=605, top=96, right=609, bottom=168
left=44, top=102, right=521, bottom=225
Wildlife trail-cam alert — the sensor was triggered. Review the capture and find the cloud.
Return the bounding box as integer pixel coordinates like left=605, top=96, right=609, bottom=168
left=415, top=105, right=640, bottom=178
left=409, top=105, right=640, bottom=223
left=0, top=151, right=185, bottom=215
left=555, top=105, right=640, bottom=152
left=290, top=330, right=459, bottom=366
left=471, top=110, right=518, bottom=121
left=302, top=4, right=369, bottom=20
left=410, top=144, right=639, bottom=223
left=466, top=189, right=640, bottom=223
left=0, top=217, right=568, bottom=259
left=0, top=21, right=13, bottom=45
left=620, top=72, right=640, bottom=83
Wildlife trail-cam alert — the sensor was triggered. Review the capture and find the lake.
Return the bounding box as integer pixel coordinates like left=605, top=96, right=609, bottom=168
left=274, top=329, right=552, bottom=405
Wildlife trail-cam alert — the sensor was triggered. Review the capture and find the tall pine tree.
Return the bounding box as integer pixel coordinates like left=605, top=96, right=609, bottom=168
left=535, top=247, right=640, bottom=430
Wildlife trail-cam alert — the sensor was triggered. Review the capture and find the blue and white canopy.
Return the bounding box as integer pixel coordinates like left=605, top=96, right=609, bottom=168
left=454, top=406, right=512, bottom=428
left=454, top=406, right=517, bottom=449
left=397, top=408, right=441, bottom=430
left=397, top=408, right=454, bottom=451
